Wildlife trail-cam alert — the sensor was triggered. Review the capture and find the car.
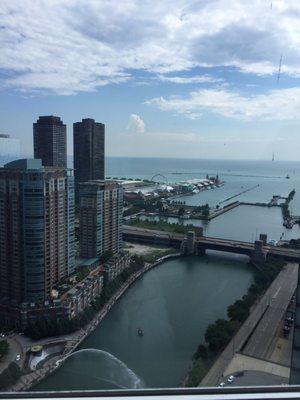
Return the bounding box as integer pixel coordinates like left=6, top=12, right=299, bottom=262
left=15, top=354, right=21, bottom=361
left=227, top=375, right=235, bottom=383
left=0, top=333, right=5, bottom=338
left=268, top=239, right=277, bottom=246
left=218, top=382, right=225, bottom=387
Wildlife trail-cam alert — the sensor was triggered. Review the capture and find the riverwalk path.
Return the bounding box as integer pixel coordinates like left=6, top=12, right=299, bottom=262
left=8, top=253, right=180, bottom=392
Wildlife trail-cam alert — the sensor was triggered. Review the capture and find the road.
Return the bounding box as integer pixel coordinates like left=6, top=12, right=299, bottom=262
left=123, top=225, right=300, bottom=261
left=243, top=263, right=298, bottom=359
left=200, top=263, right=298, bottom=387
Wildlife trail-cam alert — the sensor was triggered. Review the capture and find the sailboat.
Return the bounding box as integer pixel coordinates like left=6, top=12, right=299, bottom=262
left=272, top=153, right=275, bottom=162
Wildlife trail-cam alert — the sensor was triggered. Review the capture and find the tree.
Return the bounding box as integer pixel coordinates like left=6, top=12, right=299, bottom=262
left=202, top=204, right=210, bottom=218
left=205, top=319, right=236, bottom=352
left=193, top=343, right=209, bottom=360
left=102, top=250, right=113, bottom=263
left=0, top=362, right=21, bottom=389
left=178, top=207, right=185, bottom=216
left=227, top=300, right=249, bottom=322
left=0, top=340, right=9, bottom=359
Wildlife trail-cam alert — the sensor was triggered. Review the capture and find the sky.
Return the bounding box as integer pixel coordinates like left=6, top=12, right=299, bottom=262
left=1, top=0, right=300, bottom=160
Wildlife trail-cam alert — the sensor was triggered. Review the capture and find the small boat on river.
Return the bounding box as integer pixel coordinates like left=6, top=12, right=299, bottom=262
left=137, top=328, right=144, bottom=337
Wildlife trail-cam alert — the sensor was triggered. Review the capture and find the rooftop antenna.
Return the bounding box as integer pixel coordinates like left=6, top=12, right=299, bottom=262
left=277, top=54, right=283, bottom=83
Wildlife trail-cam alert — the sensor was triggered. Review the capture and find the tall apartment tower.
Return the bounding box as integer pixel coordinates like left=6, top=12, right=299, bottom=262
left=73, top=119, right=105, bottom=202
left=0, top=159, right=75, bottom=306
left=33, top=116, right=67, bottom=168
left=79, top=180, right=123, bottom=259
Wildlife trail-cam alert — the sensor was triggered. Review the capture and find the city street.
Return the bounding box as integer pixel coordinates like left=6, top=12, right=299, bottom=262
left=243, top=263, right=298, bottom=359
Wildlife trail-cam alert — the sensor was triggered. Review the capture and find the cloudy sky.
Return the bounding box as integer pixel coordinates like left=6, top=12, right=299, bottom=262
left=1, top=0, right=300, bottom=160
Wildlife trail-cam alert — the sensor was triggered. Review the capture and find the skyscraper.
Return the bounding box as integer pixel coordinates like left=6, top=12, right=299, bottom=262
left=79, top=180, right=123, bottom=259
left=73, top=118, right=105, bottom=201
left=0, top=159, right=75, bottom=308
left=33, top=116, right=67, bottom=168
left=0, top=134, right=20, bottom=166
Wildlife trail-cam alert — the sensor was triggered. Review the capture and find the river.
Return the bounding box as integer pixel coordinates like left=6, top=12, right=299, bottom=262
left=35, top=253, right=253, bottom=390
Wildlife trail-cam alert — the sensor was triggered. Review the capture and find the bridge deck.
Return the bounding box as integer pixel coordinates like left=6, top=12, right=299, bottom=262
left=123, top=226, right=300, bottom=261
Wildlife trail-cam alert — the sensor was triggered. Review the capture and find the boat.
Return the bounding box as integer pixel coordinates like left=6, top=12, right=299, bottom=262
left=286, top=174, right=290, bottom=179
left=137, top=328, right=144, bottom=336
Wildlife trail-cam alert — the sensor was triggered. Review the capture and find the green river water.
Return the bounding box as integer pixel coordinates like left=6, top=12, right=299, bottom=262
left=36, top=253, right=253, bottom=390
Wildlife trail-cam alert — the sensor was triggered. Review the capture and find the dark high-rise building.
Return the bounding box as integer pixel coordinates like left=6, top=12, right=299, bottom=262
left=73, top=118, right=105, bottom=201
left=0, top=159, right=75, bottom=308
left=79, top=180, right=123, bottom=259
left=33, top=116, right=67, bottom=168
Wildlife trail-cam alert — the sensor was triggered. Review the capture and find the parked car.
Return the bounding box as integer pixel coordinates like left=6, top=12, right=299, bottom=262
left=284, top=326, right=290, bottom=334
left=15, top=354, right=21, bottom=361
left=227, top=375, right=235, bottom=384
left=218, top=382, right=225, bottom=387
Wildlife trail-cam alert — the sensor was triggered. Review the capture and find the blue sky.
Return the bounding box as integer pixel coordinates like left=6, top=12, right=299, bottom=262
left=1, top=0, right=300, bottom=160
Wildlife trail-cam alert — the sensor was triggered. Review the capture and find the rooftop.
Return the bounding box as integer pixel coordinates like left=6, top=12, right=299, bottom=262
left=4, top=158, right=43, bottom=170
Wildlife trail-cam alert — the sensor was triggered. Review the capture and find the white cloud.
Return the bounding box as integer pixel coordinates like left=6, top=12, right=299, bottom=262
left=127, top=114, right=145, bottom=133
left=1, top=0, right=300, bottom=94
left=146, top=87, right=300, bottom=121
left=157, top=74, right=222, bottom=84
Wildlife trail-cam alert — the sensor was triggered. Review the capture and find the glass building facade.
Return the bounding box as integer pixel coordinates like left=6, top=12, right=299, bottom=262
left=79, top=180, right=123, bottom=259
left=73, top=119, right=105, bottom=203
left=0, top=159, right=75, bottom=309
left=33, top=116, right=67, bottom=168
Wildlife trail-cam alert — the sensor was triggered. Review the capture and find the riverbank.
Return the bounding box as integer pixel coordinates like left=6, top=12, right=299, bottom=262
left=185, top=260, right=295, bottom=388
left=184, top=257, right=286, bottom=387
left=9, top=252, right=181, bottom=392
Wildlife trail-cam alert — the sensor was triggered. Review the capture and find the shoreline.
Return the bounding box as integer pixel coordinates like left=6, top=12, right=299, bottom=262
left=193, top=262, right=297, bottom=387
left=9, top=252, right=181, bottom=392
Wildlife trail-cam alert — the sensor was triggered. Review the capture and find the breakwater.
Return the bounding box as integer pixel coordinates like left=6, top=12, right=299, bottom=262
left=219, top=185, right=260, bottom=205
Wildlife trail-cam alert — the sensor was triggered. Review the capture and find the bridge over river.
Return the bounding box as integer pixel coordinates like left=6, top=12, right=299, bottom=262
left=123, top=225, right=300, bottom=262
